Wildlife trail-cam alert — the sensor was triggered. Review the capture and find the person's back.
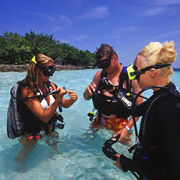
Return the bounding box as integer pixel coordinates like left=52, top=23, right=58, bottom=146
left=113, top=41, right=180, bottom=179
left=132, top=83, right=180, bottom=179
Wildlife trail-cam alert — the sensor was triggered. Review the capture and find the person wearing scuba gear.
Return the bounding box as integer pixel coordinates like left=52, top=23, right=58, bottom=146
left=84, top=44, right=143, bottom=135
left=114, top=41, right=180, bottom=179
left=20, top=54, right=77, bottom=137
left=15, top=54, right=77, bottom=171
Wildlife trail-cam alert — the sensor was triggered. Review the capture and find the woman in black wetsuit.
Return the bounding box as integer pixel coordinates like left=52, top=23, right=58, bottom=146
left=114, top=41, right=180, bottom=179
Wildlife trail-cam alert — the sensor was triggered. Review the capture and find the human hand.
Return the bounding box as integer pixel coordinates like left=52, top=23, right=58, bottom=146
left=66, top=90, right=77, bottom=102
left=55, top=86, right=67, bottom=100
left=114, top=154, right=124, bottom=171
left=84, top=83, right=96, bottom=98
left=113, top=128, right=128, bottom=142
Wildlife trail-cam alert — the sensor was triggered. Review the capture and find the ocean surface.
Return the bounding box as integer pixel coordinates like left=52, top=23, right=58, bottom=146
left=0, top=69, right=180, bottom=180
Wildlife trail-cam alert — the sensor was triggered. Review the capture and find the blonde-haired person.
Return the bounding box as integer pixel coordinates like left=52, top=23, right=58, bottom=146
left=113, top=41, right=180, bottom=179
left=20, top=54, right=77, bottom=137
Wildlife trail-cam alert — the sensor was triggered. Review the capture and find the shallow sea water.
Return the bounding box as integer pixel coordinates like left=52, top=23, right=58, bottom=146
left=0, top=69, right=179, bottom=180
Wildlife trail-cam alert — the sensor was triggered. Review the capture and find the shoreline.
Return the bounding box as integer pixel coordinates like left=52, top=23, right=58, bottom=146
left=0, top=64, right=94, bottom=72
left=1, top=64, right=179, bottom=72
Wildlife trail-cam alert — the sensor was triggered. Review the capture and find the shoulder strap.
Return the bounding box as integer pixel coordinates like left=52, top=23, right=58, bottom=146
left=45, top=81, right=63, bottom=112
left=100, top=69, right=107, bottom=78
left=10, top=81, right=23, bottom=100
left=119, top=66, right=132, bottom=92
left=45, top=81, right=57, bottom=93
left=119, top=67, right=127, bottom=88
left=100, top=66, right=130, bottom=88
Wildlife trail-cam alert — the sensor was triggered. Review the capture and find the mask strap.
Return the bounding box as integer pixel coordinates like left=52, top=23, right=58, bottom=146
left=140, top=63, right=171, bottom=74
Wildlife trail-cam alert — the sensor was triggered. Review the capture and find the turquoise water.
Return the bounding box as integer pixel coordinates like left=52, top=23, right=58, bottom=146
left=0, top=69, right=179, bottom=180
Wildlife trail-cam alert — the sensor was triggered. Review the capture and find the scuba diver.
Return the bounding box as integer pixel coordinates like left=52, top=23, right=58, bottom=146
left=110, top=41, right=180, bottom=179
left=13, top=54, right=77, bottom=170
left=19, top=54, right=77, bottom=138
left=83, top=43, right=143, bottom=139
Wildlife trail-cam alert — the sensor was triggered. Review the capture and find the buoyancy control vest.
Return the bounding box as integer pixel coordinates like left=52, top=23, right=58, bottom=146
left=7, top=80, right=63, bottom=139
left=92, top=67, right=133, bottom=119
left=21, top=81, right=60, bottom=134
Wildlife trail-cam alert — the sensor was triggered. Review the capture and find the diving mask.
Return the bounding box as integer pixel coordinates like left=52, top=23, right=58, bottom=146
left=94, top=50, right=114, bottom=69
left=31, top=56, right=56, bottom=77
left=96, top=59, right=111, bottom=69
left=127, top=63, right=171, bottom=80
left=39, top=65, right=56, bottom=77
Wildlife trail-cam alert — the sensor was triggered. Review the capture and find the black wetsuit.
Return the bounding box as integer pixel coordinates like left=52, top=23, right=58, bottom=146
left=120, top=82, right=180, bottom=179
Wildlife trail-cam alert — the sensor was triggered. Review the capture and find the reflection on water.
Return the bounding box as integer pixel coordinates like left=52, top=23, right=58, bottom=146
left=0, top=70, right=179, bottom=180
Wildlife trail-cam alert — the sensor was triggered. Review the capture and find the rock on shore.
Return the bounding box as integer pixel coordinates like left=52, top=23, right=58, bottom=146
left=0, top=64, right=93, bottom=72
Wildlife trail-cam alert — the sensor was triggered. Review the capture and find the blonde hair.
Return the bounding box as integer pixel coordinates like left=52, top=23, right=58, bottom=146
left=23, top=54, right=53, bottom=92
left=139, top=41, right=177, bottom=77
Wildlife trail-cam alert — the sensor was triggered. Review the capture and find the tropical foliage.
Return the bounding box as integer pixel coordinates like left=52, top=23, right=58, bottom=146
left=0, top=31, right=96, bottom=66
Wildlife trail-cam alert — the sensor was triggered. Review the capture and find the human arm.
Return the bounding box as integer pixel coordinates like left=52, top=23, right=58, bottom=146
left=114, top=154, right=134, bottom=172
left=114, top=116, right=139, bottom=142
left=116, top=102, right=180, bottom=178
left=61, top=90, right=77, bottom=108
left=114, top=154, right=123, bottom=171
left=50, top=82, right=77, bottom=108
left=22, top=86, right=66, bottom=123
left=115, top=80, right=143, bottom=141
left=83, top=70, right=101, bottom=100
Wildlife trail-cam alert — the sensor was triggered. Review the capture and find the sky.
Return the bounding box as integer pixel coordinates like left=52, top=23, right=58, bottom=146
left=1, top=0, right=180, bottom=67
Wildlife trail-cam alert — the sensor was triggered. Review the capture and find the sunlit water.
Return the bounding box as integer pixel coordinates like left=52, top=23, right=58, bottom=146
left=0, top=69, right=179, bottom=180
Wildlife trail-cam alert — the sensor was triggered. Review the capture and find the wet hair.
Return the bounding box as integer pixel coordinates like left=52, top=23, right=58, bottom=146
left=138, top=41, right=177, bottom=77
left=95, top=43, right=117, bottom=61
left=22, top=54, right=53, bottom=92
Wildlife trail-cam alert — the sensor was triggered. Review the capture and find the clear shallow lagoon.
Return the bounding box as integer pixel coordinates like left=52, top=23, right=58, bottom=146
left=0, top=69, right=180, bottom=180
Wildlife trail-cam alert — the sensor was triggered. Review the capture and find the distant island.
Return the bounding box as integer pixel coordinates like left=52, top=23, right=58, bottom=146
left=1, top=31, right=179, bottom=73
left=0, top=31, right=96, bottom=72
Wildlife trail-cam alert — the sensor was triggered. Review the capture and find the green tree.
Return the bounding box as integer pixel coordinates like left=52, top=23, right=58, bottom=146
left=0, top=31, right=96, bottom=66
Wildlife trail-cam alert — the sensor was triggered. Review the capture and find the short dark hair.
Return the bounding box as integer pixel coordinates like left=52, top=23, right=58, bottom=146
left=95, top=43, right=116, bottom=60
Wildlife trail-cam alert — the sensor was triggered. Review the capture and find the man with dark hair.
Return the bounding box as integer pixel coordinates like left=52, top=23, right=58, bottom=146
left=83, top=43, right=142, bottom=141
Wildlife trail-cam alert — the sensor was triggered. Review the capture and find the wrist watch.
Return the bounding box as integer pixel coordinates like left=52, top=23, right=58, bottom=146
left=125, top=125, right=131, bottom=133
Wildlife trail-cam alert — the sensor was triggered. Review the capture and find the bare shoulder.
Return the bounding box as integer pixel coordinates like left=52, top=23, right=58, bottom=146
left=49, top=81, right=57, bottom=90
left=21, top=86, right=34, bottom=99
left=92, top=70, right=102, bottom=83
left=94, top=70, right=102, bottom=77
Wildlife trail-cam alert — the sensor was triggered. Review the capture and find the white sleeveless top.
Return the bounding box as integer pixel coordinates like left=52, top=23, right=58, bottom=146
left=38, top=85, right=55, bottom=110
